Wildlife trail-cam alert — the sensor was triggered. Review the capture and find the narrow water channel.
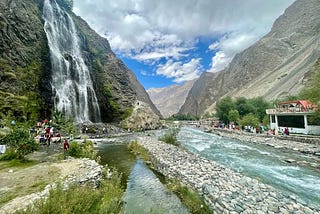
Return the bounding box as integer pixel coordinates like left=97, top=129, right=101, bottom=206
left=178, top=126, right=320, bottom=209
left=97, top=142, right=189, bottom=214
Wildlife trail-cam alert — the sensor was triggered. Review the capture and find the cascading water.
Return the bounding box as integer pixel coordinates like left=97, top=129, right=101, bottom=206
left=42, top=0, right=101, bottom=122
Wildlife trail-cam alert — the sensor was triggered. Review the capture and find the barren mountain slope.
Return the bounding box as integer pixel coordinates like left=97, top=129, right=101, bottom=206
left=179, top=0, right=320, bottom=116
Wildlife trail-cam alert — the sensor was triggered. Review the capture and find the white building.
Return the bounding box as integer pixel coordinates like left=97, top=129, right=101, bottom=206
left=266, top=100, right=320, bottom=135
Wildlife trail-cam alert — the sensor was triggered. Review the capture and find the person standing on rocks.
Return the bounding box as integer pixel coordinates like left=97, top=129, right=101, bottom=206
left=63, top=139, right=70, bottom=159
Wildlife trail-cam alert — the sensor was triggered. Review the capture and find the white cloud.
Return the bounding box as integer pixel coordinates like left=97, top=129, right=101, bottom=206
left=73, top=0, right=295, bottom=81
left=156, top=58, right=202, bottom=83
left=208, top=31, right=260, bottom=72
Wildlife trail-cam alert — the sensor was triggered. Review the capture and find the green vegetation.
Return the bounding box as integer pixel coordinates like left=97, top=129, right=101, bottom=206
left=0, top=60, right=45, bottom=122
left=300, top=58, right=320, bottom=125
left=167, top=114, right=199, bottom=121
left=68, top=140, right=98, bottom=160
left=128, top=141, right=151, bottom=163
left=0, top=127, right=39, bottom=161
left=158, top=127, right=180, bottom=146
left=19, top=168, right=124, bottom=214
left=51, top=110, right=78, bottom=135
left=128, top=141, right=211, bottom=214
left=215, top=96, right=271, bottom=127
left=167, top=179, right=211, bottom=214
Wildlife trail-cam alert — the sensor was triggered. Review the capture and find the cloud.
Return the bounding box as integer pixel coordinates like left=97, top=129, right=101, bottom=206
left=156, top=58, right=202, bottom=83
left=73, top=0, right=295, bottom=81
left=208, top=31, right=260, bottom=72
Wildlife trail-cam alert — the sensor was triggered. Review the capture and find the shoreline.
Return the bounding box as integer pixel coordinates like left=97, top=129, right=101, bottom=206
left=203, top=126, right=320, bottom=156
left=137, top=135, right=320, bottom=213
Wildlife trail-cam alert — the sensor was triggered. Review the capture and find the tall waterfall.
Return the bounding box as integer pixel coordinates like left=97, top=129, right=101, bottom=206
left=43, top=0, right=101, bottom=123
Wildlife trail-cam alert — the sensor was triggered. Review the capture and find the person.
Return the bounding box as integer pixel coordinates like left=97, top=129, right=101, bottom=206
left=284, top=127, right=289, bottom=135
left=63, top=139, right=70, bottom=159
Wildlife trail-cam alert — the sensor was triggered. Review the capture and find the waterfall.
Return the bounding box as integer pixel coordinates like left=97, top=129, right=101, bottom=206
left=42, top=0, right=101, bottom=123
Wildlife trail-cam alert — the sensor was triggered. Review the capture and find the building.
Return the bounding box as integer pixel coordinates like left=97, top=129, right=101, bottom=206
left=266, top=100, right=320, bottom=135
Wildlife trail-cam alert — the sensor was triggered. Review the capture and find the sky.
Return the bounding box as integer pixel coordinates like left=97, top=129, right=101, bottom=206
left=73, top=0, right=295, bottom=90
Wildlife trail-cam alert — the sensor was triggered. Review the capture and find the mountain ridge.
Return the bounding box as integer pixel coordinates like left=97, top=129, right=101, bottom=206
left=179, top=0, right=320, bottom=116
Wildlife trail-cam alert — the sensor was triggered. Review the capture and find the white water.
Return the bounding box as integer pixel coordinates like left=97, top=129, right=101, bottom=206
left=179, top=126, right=320, bottom=209
left=43, top=0, right=101, bottom=122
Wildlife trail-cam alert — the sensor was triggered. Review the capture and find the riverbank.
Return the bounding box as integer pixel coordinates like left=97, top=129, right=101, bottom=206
left=204, top=127, right=320, bottom=156
left=0, top=151, right=103, bottom=213
left=137, top=135, right=320, bottom=213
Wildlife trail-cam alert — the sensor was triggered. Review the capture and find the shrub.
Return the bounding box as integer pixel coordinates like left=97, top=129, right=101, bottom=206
left=19, top=167, right=124, bottom=214
left=68, top=140, right=97, bottom=160
left=158, top=128, right=180, bottom=146
left=0, top=128, right=39, bottom=160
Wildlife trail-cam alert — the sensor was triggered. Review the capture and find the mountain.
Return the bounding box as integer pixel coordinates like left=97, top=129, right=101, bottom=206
left=179, top=0, right=320, bottom=117
left=0, top=0, right=160, bottom=129
left=147, top=79, right=196, bottom=118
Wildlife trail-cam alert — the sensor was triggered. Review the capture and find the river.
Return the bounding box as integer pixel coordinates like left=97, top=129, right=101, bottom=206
left=97, top=141, right=189, bottom=214
left=178, top=126, right=320, bottom=209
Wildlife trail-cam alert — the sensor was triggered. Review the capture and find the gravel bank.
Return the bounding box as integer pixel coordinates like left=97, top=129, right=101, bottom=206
left=138, top=136, right=320, bottom=214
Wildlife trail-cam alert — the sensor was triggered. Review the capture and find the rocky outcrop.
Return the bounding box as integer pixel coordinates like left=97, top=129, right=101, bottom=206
left=180, top=0, right=320, bottom=117
left=147, top=79, right=196, bottom=118
left=120, top=101, right=162, bottom=131
left=0, top=0, right=160, bottom=127
left=0, top=0, right=52, bottom=119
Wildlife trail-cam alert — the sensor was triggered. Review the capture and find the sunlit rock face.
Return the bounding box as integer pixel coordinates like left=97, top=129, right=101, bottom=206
left=180, top=0, right=320, bottom=117
left=120, top=101, right=162, bottom=131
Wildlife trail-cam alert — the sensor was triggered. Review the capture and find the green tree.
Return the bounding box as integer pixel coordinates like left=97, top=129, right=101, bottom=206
left=235, top=97, right=255, bottom=118
left=215, top=96, right=234, bottom=124
left=228, top=109, right=240, bottom=124
left=248, top=97, right=270, bottom=122
left=239, top=113, right=260, bottom=128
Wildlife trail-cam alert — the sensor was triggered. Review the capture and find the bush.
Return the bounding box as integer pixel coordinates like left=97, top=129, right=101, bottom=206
left=158, top=128, right=180, bottom=146
left=0, top=128, right=39, bottom=160
left=19, top=167, right=124, bottom=214
left=68, top=140, right=97, bottom=160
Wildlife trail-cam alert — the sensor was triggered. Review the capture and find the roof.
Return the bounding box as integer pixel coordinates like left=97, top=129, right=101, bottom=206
left=278, top=100, right=313, bottom=109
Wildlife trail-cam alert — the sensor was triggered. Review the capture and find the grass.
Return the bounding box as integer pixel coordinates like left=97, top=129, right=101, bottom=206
left=158, top=127, right=180, bottom=146
left=166, top=179, right=212, bottom=214
left=0, top=159, right=37, bottom=170
left=18, top=168, right=124, bottom=214
left=128, top=140, right=151, bottom=163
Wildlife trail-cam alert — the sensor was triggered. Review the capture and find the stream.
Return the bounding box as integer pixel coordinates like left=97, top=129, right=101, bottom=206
left=178, top=126, right=320, bottom=209
left=97, top=142, right=189, bottom=214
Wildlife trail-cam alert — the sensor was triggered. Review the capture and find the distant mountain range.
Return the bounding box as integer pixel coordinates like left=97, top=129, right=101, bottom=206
left=179, top=0, right=320, bottom=117
left=147, top=79, right=196, bottom=118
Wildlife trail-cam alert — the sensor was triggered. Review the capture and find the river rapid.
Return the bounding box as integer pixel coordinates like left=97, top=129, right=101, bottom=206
left=178, top=126, right=320, bottom=209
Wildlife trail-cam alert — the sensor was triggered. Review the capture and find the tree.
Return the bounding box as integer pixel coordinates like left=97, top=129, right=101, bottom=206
left=235, top=97, right=255, bottom=118
left=215, top=96, right=234, bottom=124
left=228, top=109, right=240, bottom=124
left=239, top=113, right=260, bottom=128
left=248, top=97, right=270, bottom=122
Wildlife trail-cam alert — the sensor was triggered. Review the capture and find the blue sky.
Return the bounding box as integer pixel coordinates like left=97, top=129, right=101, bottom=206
left=73, top=0, right=295, bottom=90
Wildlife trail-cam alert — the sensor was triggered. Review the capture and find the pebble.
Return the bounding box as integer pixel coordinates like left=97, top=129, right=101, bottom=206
left=138, top=136, right=320, bottom=214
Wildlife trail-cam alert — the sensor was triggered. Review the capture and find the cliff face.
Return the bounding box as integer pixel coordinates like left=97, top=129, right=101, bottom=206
left=179, top=0, right=320, bottom=117
left=0, top=0, right=52, bottom=119
left=72, top=14, right=161, bottom=122
left=147, top=79, right=196, bottom=118
left=0, top=0, right=160, bottom=126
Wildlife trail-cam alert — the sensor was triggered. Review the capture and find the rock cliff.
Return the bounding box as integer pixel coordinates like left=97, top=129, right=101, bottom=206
left=179, top=0, right=320, bottom=117
left=147, top=79, right=196, bottom=118
left=0, top=0, right=160, bottom=127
